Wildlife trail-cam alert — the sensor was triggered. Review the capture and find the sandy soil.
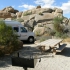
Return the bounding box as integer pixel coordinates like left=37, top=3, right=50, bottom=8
left=0, top=42, right=70, bottom=70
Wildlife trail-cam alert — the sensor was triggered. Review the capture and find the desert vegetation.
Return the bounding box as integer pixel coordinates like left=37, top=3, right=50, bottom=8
left=0, top=20, right=23, bottom=56
left=53, top=17, right=68, bottom=38
left=35, top=17, right=69, bottom=42
left=23, top=11, right=32, bottom=16
left=0, top=6, right=70, bottom=56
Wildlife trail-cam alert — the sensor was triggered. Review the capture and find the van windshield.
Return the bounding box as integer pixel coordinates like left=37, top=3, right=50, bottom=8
left=20, top=27, right=27, bottom=32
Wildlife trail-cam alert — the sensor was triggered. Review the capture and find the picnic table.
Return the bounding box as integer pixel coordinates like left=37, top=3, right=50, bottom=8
left=36, top=39, right=66, bottom=54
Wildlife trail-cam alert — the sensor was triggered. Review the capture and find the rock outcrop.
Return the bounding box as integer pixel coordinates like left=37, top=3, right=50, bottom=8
left=0, top=10, right=11, bottom=18
left=0, top=6, right=69, bottom=36
left=33, top=27, right=46, bottom=36
left=63, top=17, right=69, bottom=25
left=16, top=12, right=23, bottom=18
left=21, top=7, right=64, bottom=32
left=0, top=6, right=19, bottom=18
left=2, top=6, right=19, bottom=14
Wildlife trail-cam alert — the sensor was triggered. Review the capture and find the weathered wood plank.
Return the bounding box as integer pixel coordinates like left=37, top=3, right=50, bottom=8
left=56, top=44, right=67, bottom=52
left=36, top=39, right=63, bottom=52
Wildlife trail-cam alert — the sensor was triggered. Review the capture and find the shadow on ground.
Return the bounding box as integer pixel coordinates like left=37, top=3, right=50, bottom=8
left=21, top=40, right=35, bottom=44
left=0, top=43, right=70, bottom=68
left=0, top=55, right=12, bottom=68
left=56, top=47, right=70, bottom=57
left=17, top=46, right=51, bottom=57
left=0, top=45, right=52, bottom=68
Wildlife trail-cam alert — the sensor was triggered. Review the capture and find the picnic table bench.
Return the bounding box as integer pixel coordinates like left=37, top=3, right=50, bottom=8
left=35, top=39, right=67, bottom=54
left=56, top=44, right=67, bottom=52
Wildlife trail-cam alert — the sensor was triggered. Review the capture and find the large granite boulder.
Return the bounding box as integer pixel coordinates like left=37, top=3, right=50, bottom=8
left=29, top=14, right=36, bottom=20
left=16, top=12, right=23, bottom=18
left=55, top=8, right=63, bottom=14
left=24, top=19, right=36, bottom=31
left=0, top=11, right=11, bottom=18
left=63, top=17, right=69, bottom=25
left=21, top=15, right=30, bottom=20
left=33, top=27, right=46, bottom=36
left=30, top=8, right=53, bottom=14
left=35, top=13, right=54, bottom=23
left=11, top=13, right=17, bottom=18
left=2, top=6, right=19, bottom=14
left=52, top=8, right=63, bottom=18
left=36, top=5, right=41, bottom=9
left=41, top=8, right=53, bottom=13
left=69, top=18, right=70, bottom=23
left=22, top=7, right=64, bottom=32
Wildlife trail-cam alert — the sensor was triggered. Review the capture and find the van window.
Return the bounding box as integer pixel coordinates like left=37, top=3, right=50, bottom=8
left=20, top=27, right=27, bottom=32
left=13, top=27, right=19, bottom=32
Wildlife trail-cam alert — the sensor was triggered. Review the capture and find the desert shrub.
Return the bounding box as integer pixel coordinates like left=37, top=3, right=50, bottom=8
left=12, top=18, right=24, bottom=22
left=40, top=37, right=46, bottom=42
left=23, top=11, right=32, bottom=16
left=0, top=20, right=23, bottom=55
left=16, top=18, right=24, bottom=22
left=63, top=37, right=70, bottom=42
left=61, top=33, right=68, bottom=39
left=0, top=20, right=18, bottom=45
left=35, top=30, right=41, bottom=36
left=49, top=30, right=55, bottom=36
left=39, top=35, right=52, bottom=42
left=45, top=27, right=55, bottom=36
left=11, top=18, right=16, bottom=20
left=53, top=17, right=64, bottom=33
left=0, top=18, right=5, bottom=20
left=55, top=32, right=68, bottom=39
left=39, top=12, right=43, bottom=15
left=55, top=32, right=62, bottom=38
left=53, top=17, right=67, bottom=38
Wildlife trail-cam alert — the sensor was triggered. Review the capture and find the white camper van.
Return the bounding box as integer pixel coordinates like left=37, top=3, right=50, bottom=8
left=4, top=20, right=35, bottom=43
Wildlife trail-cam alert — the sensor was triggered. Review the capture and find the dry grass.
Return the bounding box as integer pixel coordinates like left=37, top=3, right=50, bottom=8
left=62, top=38, right=70, bottom=43
left=43, top=33, right=50, bottom=36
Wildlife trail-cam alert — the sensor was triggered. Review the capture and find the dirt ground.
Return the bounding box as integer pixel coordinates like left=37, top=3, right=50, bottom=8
left=0, top=42, right=70, bottom=70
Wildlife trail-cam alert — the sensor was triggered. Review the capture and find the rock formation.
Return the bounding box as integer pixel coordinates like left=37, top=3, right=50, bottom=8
left=0, top=6, right=19, bottom=18
left=0, top=6, right=69, bottom=36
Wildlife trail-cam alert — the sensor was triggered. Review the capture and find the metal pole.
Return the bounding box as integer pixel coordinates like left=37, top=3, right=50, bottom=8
left=23, top=67, right=27, bottom=70
left=17, top=52, right=19, bottom=57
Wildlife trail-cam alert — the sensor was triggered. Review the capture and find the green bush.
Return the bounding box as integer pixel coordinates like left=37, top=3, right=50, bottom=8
left=35, top=30, right=41, bottom=36
left=0, top=20, right=23, bottom=55
left=55, top=32, right=62, bottom=37
left=40, top=37, right=46, bottom=42
left=54, top=32, right=68, bottom=39
left=23, top=11, right=32, bottom=16
left=53, top=17, right=67, bottom=38
left=61, top=33, right=68, bottom=39
left=11, top=18, right=16, bottom=21
left=39, top=12, right=43, bottom=15
left=53, top=17, right=64, bottom=33
left=16, top=18, right=24, bottom=22
left=12, top=18, right=24, bottom=22
left=49, top=30, right=55, bottom=36
left=0, top=20, right=18, bottom=45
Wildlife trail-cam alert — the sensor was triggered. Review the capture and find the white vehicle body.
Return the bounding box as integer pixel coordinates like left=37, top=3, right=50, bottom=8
left=4, top=20, right=35, bottom=43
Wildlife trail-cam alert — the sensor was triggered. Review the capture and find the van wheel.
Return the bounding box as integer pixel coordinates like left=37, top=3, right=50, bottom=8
left=28, top=37, right=34, bottom=43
